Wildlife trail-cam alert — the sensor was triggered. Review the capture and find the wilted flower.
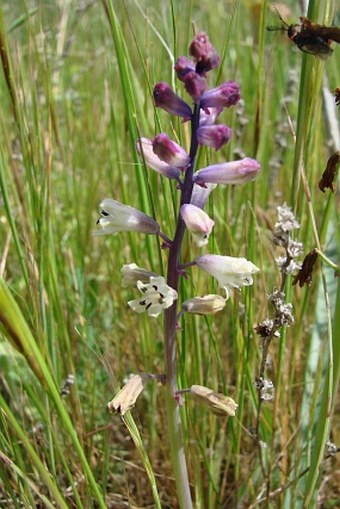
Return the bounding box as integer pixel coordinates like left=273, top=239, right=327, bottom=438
left=121, top=263, right=158, bottom=288
left=128, top=276, right=178, bottom=317
left=95, top=199, right=160, bottom=236
left=108, top=373, right=151, bottom=415
left=195, top=254, right=260, bottom=298
left=153, top=82, right=192, bottom=119
left=200, top=81, right=240, bottom=111
left=197, top=124, right=232, bottom=150
left=190, top=182, right=217, bottom=210
left=254, top=318, right=276, bottom=338
left=275, top=256, right=302, bottom=275
left=152, top=133, right=190, bottom=168
left=136, top=137, right=181, bottom=180
left=182, top=294, right=226, bottom=315
left=180, top=204, right=215, bottom=247
left=318, top=151, right=340, bottom=193
left=254, top=377, right=275, bottom=401
left=275, top=204, right=300, bottom=233
left=194, top=158, right=260, bottom=186
left=268, top=290, right=294, bottom=326
left=293, top=248, right=318, bottom=287
left=190, top=385, right=238, bottom=416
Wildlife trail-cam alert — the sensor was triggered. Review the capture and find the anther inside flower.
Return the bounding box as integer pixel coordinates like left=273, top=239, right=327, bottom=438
left=128, top=276, right=178, bottom=317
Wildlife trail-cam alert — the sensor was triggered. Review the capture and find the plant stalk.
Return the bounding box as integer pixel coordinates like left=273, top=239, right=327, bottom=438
left=163, top=104, right=200, bottom=509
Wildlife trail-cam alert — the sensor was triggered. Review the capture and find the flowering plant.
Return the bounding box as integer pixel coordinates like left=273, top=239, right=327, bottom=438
left=96, top=32, right=260, bottom=508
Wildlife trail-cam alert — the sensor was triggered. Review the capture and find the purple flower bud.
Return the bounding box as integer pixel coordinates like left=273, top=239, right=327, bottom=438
left=197, top=124, right=232, bottom=150
left=136, top=137, right=181, bottom=180
left=199, top=107, right=223, bottom=127
left=194, top=158, right=261, bottom=185
left=95, top=198, right=160, bottom=236
left=200, top=81, right=240, bottom=111
left=182, top=71, right=207, bottom=102
left=180, top=204, right=215, bottom=247
left=189, top=32, right=220, bottom=75
left=175, top=57, right=196, bottom=81
left=152, top=133, right=190, bottom=168
left=190, top=182, right=217, bottom=209
left=153, top=82, right=192, bottom=120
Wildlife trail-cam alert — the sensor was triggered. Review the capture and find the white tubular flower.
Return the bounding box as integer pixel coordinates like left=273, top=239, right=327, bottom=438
left=190, top=385, right=238, bottom=417
left=190, top=182, right=217, bottom=209
left=136, top=137, right=181, bottom=180
left=195, top=254, right=260, bottom=298
left=121, top=263, right=157, bottom=288
left=182, top=294, right=227, bottom=315
left=107, top=373, right=151, bottom=415
left=128, top=276, right=178, bottom=317
left=95, top=198, right=160, bottom=236
left=180, top=204, right=215, bottom=247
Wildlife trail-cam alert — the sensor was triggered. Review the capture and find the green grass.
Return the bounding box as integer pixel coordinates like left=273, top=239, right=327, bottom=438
left=0, top=0, right=339, bottom=508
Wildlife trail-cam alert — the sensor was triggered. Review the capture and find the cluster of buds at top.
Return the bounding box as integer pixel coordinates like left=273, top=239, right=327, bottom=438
left=95, top=32, right=261, bottom=319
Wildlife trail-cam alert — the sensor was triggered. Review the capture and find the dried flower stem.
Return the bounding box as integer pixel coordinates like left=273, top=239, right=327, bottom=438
left=163, top=104, right=200, bottom=509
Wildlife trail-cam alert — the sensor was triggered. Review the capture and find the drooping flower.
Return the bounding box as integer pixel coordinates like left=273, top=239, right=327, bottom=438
left=197, top=124, right=232, bottom=150
left=190, top=385, right=238, bottom=416
left=180, top=204, right=215, bottom=247
left=182, top=294, right=226, bottom=315
left=107, top=373, right=151, bottom=415
left=195, top=254, right=260, bottom=298
left=190, top=182, right=217, bottom=209
left=153, top=82, right=192, bottom=120
left=152, top=133, right=190, bottom=168
left=194, top=158, right=260, bottom=186
left=136, top=137, right=181, bottom=180
left=128, top=276, right=178, bottom=317
left=200, top=81, right=240, bottom=111
left=95, top=199, right=160, bottom=236
left=121, top=263, right=158, bottom=288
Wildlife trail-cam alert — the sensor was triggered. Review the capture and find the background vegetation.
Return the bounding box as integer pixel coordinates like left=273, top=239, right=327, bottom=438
left=0, top=0, right=339, bottom=507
